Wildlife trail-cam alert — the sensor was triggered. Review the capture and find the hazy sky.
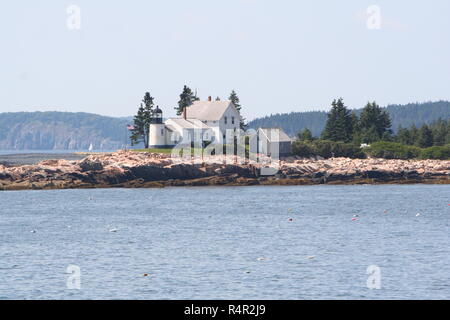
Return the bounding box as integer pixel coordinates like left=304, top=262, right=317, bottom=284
left=1, top=0, right=449, bottom=120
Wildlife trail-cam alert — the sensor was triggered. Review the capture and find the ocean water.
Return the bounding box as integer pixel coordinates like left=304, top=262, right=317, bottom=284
left=0, top=150, right=87, bottom=155
left=0, top=149, right=127, bottom=155
left=0, top=185, right=449, bottom=300
left=0, top=150, right=116, bottom=156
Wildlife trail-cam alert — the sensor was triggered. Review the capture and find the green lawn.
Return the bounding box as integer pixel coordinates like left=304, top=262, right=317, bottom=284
left=132, top=148, right=174, bottom=154
left=132, top=144, right=253, bottom=156
left=133, top=147, right=209, bottom=156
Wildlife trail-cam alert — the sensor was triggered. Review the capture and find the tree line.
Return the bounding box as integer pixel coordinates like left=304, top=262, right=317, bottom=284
left=248, top=100, right=450, bottom=137
left=294, top=99, right=450, bottom=160
left=130, top=86, right=246, bottom=148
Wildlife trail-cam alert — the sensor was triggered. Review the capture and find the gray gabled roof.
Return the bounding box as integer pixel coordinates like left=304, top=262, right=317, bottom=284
left=184, top=100, right=235, bottom=121
left=258, top=128, right=292, bottom=142
left=166, top=118, right=211, bottom=130
left=165, top=124, right=177, bottom=132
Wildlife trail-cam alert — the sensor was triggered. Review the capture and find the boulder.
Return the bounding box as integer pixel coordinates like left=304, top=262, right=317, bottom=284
left=79, top=159, right=104, bottom=172
left=166, top=164, right=208, bottom=180
left=129, top=165, right=167, bottom=181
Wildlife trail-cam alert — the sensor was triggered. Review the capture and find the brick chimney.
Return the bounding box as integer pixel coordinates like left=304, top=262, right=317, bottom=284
left=208, top=96, right=212, bottom=101
left=183, top=107, right=187, bottom=120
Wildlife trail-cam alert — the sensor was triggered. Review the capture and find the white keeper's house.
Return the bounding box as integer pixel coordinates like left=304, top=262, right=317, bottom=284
left=149, top=96, right=242, bottom=148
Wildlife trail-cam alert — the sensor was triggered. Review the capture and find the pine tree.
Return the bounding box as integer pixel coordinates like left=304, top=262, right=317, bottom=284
left=409, top=124, right=419, bottom=146
left=229, top=90, right=247, bottom=130
left=396, top=126, right=412, bottom=145
left=321, top=98, right=353, bottom=142
left=361, top=126, right=380, bottom=143
left=142, top=92, right=154, bottom=123
left=130, top=92, right=154, bottom=148
left=130, top=104, right=147, bottom=147
left=358, top=101, right=392, bottom=143
left=175, top=85, right=196, bottom=116
left=431, top=118, right=447, bottom=146
left=193, top=89, right=200, bottom=102
left=350, top=112, right=362, bottom=144
left=381, top=131, right=393, bottom=142
left=417, top=124, right=434, bottom=148
left=298, top=128, right=313, bottom=141
left=446, top=130, right=450, bottom=145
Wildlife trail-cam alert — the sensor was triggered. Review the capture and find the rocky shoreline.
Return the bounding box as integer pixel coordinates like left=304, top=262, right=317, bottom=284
left=1, top=151, right=450, bottom=191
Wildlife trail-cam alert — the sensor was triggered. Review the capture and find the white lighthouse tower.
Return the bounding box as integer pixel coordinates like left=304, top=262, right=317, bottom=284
left=149, top=105, right=166, bottom=147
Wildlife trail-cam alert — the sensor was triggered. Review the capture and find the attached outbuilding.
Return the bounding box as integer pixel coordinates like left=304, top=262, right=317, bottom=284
left=257, top=127, right=292, bottom=158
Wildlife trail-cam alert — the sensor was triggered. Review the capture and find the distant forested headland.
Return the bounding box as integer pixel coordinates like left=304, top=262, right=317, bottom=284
left=0, top=112, right=133, bottom=150
left=248, top=101, right=450, bottom=137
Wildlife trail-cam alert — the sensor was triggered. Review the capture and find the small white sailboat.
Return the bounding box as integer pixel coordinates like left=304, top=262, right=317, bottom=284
left=88, top=143, right=94, bottom=151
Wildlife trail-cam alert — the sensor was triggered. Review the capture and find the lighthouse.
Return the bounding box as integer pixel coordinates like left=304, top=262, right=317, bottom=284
left=149, top=105, right=166, bottom=147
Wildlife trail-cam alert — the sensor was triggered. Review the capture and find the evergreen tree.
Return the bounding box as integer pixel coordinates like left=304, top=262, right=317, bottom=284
left=396, top=126, right=412, bottom=145
left=351, top=112, right=359, bottom=133
left=361, top=125, right=380, bottom=144
left=431, top=118, right=447, bottom=146
left=193, top=89, right=200, bottom=102
left=446, top=131, right=450, bottom=145
left=394, top=120, right=450, bottom=147
left=298, top=128, right=313, bottom=141
left=409, top=124, right=419, bottom=146
left=142, top=92, right=154, bottom=124
left=381, top=131, right=393, bottom=142
left=130, top=104, right=147, bottom=147
left=130, top=92, right=155, bottom=148
left=175, top=85, right=196, bottom=116
left=321, top=98, right=353, bottom=142
left=229, top=90, right=247, bottom=130
left=358, top=101, right=392, bottom=143
left=417, top=124, right=434, bottom=148
left=350, top=112, right=362, bottom=145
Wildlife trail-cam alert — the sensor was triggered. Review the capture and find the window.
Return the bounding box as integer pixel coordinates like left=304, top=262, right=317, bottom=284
left=224, top=116, right=228, bottom=124
left=232, top=117, right=235, bottom=124
left=161, top=129, right=164, bottom=136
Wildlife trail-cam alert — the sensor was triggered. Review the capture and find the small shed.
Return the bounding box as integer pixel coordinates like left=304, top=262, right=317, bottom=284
left=257, top=128, right=292, bottom=157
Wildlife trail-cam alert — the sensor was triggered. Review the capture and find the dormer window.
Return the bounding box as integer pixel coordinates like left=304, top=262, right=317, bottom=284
left=224, top=116, right=228, bottom=124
